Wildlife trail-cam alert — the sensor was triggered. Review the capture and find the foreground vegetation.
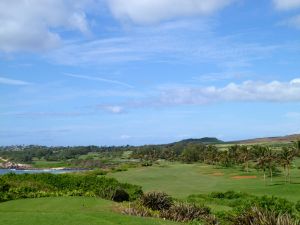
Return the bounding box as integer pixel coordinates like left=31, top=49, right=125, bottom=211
left=0, top=197, right=180, bottom=225
left=121, top=191, right=300, bottom=224
left=0, top=172, right=142, bottom=202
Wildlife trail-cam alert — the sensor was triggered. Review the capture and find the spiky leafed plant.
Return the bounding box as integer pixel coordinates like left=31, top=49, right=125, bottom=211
left=234, top=207, right=299, bottom=225
left=140, top=192, right=173, bottom=211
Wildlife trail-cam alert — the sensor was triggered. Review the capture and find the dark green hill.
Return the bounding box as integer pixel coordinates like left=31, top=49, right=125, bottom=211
left=174, top=137, right=223, bottom=145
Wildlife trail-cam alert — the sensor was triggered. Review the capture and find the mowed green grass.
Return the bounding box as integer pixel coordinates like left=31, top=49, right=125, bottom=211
left=0, top=197, right=180, bottom=225
left=109, top=162, right=300, bottom=202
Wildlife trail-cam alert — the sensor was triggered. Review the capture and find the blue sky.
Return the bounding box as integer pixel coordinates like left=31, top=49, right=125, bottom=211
left=1, top=0, right=300, bottom=146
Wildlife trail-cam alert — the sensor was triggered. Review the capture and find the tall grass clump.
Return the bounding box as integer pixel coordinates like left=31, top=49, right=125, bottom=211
left=233, top=207, right=299, bottom=225
left=140, top=192, right=173, bottom=211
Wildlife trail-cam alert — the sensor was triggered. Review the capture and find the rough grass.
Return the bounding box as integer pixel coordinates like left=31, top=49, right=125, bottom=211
left=0, top=197, right=181, bottom=225
left=109, top=160, right=300, bottom=202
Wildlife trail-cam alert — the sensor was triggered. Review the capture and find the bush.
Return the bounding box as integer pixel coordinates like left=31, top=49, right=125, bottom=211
left=210, top=191, right=248, bottom=200
left=140, top=192, right=173, bottom=211
left=0, top=173, right=143, bottom=202
left=141, top=161, right=153, bottom=167
left=112, top=188, right=130, bottom=202
left=238, top=196, right=296, bottom=216
left=121, top=202, right=157, bottom=218
left=160, top=202, right=211, bottom=223
left=233, top=207, right=299, bottom=225
left=296, top=201, right=300, bottom=213
left=0, top=178, right=10, bottom=192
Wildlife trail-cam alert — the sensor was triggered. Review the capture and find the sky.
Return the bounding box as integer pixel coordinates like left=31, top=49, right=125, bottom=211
left=1, top=0, right=300, bottom=146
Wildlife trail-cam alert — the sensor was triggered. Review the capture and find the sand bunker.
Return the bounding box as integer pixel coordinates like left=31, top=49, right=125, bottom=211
left=231, top=175, right=257, bottom=179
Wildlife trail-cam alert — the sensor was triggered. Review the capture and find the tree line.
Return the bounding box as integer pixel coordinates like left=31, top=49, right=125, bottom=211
left=131, top=141, right=300, bottom=184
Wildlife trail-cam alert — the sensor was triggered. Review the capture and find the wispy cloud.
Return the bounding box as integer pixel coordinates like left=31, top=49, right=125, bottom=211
left=192, top=71, right=252, bottom=83
left=64, top=73, right=134, bottom=88
left=0, top=76, right=32, bottom=86
left=47, top=20, right=281, bottom=69
left=98, top=105, right=125, bottom=114
left=0, top=111, right=92, bottom=118
left=273, top=0, right=300, bottom=10
left=285, top=112, right=300, bottom=119
left=280, top=14, right=300, bottom=29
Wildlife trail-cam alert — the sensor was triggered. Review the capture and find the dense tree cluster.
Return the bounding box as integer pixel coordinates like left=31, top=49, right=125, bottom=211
left=0, top=145, right=131, bottom=163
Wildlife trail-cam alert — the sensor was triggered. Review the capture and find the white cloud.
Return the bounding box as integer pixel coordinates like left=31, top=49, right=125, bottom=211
left=107, top=0, right=235, bottom=24
left=0, top=0, right=93, bottom=52
left=0, top=76, right=32, bottom=86
left=159, top=78, right=300, bottom=105
left=273, top=0, right=300, bottom=10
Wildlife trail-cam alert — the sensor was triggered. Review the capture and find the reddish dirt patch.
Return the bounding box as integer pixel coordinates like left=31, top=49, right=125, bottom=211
left=231, top=175, right=257, bottom=179
left=212, top=172, right=224, bottom=176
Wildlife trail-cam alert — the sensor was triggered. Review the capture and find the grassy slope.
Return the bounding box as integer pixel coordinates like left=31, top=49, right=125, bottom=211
left=0, top=197, right=180, bottom=225
left=109, top=161, right=300, bottom=202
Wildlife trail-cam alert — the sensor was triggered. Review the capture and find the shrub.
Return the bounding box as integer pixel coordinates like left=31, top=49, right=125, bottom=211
left=233, top=207, right=299, bottom=225
left=238, top=196, right=296, bottom=216
left=0, top=178, right=10, bottom=192
left=231, top=195, right=296, bottom=219
left=140, top=192, right=173, bottom=211
left=141, top=161, right=153, bottom=167
left=121, top=202, right=157, bottom=218
left=0, top=173, right=143, bottom=202
left=160, top=202, right=211, bottom=223
left=210, top=191, right=248, bottom=200
left=295, top=201, right=300, bottom=213
left=210, top=192, right=225, bottom=199
left=112, top=188, right=130, bottom=202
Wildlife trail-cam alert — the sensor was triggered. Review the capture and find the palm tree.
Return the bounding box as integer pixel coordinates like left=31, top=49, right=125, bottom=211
left=265, top=148, right=276, bottom=183
left=218, top=150, right=231, bottom=167
left=228, top=145, right=239, bottom=165
left=278, top=147, right=295, bottom=183
left=253, top=145, right=269, bottom=185
left=239, top=145, right=252, bottom=173
left=292, top=140, right=300, bottom=156
left=206, top=145, right=219, bottom=165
